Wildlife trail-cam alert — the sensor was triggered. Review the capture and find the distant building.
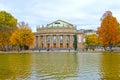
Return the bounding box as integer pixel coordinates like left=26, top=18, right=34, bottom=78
left=33, top=20, right=96, bottom=50
left=84, top=29, right=96, bottom=35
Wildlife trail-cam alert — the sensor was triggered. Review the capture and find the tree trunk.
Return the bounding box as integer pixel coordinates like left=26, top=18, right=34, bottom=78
left=109, top=45, right=112, bottom=52
left=103, top=46, right=107, bottom=51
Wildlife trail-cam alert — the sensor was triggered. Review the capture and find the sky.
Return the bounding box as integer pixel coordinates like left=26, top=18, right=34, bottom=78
left=0, top=0, right=120, bottom=32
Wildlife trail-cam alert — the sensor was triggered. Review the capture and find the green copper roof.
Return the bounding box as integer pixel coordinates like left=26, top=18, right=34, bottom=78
left=47, top=22, right=68, bottom=28
left=37, top=20, right=77, bottom=30
left=46, top=20, right=75, bottom=28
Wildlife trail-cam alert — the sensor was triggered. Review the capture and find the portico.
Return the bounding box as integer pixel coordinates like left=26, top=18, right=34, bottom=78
left=35, top=34, right=74, bottom=49
left=34, top=20, right=84, bottom=50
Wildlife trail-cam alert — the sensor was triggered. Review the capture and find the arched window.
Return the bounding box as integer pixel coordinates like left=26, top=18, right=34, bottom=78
left=60, top=35, right=63, bottom=43
left=53, top=35, right=56, bottom=43
left=47, top=36, right=50, bottom=43
left=72, top=35, right=74, bottom=42
left=41, top=36, right=44, bottom=43
left=66, top=35, right=69, bottom=43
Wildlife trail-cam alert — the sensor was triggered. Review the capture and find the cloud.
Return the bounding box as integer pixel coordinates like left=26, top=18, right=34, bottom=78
left=1, top=0, right=120, bottom=32
left=0, top=3, right=10, bottom=11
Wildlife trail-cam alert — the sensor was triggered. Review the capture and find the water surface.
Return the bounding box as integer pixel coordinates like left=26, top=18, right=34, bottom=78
left=0, top=52, right=120, bottom=80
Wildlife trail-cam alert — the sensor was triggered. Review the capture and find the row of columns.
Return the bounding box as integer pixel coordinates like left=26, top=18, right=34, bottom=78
left=35, top=34, right=74, bottom=48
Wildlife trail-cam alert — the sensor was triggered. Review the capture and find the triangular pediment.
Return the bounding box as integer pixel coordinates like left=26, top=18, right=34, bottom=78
left=47, top=20, right=74, bottom=28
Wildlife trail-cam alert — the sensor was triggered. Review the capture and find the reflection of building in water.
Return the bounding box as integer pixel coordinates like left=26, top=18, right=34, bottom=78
left=100, top=54, right=120, bottom=80
left=0, top=54, right=32, bottom=80
left=33, top=53, right=78, bottom=79
left=33, top=20, right=86, bottom=50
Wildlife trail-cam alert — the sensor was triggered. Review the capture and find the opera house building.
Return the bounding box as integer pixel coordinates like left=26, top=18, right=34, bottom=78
left=34, top=20, right=85, bottom=50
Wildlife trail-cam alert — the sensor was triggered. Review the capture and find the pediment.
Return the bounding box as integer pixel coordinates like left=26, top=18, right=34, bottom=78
left=47, top=20, right=73, bottom=28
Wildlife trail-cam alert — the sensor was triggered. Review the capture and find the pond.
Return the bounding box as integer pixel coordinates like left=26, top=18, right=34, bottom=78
left=0, top=52, right=120, bottom=80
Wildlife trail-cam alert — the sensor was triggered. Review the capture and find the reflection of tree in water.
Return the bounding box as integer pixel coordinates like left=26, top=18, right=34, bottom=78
left=100, top=53, right=120, bottom=80
left=34, top=53, right=78, bottom=79
left=0, top=53, right=32, bottom=80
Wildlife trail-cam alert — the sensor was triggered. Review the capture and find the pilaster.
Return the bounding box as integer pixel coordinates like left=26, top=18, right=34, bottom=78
left=56, top=35, right=60, bottom=48
left=44, top=35, right=47, bottom=48
left=63, top=35, right=66, bottom=48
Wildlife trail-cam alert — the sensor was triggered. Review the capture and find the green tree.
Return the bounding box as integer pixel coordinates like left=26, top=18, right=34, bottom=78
left=0, top=11, right=17, bottom=27
left=0, top=11, right=17, bottom=50
left=74, top=35, right=77, bottom=50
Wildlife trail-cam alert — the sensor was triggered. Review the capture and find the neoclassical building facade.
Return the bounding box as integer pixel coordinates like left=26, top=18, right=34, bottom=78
left=34, top=20, right=85, bottom=50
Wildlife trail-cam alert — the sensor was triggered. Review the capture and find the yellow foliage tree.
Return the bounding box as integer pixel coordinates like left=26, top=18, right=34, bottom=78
left=0, top=26, right=11, bottom=47
left=0, top=11, right=17, bottom=50
left=10, top=22, right=34, bottom=50
left=10, top=29, right=21, bottom=47
left=97, top=11, right=119, bottom=51
left=20, top=26, right=34, bottom=47
left=85, top=34, right=98, bottom=50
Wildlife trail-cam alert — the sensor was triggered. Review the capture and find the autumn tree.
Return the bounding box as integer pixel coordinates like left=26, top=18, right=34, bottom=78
left=0, top=11, right=17, bottom=50
left=0, top=26, right=10, bottom=49
left=10, top=22, right=34, bottom=50
left=85, top=34, right=98, bottom=50
left=97, top=11, right=119, bottom=52
left=117, top=24, right=120, bottom=46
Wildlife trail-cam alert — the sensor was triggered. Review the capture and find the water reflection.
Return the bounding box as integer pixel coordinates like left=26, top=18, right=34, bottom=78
left=100, top=53, right=120, bottom=80
left=76, top=53, right=101, bottom=80
left=1, top=53, right=120, bottom=80
left=32, top=53, right=78, bottom=80
left=0, top=53, right=32, bottom=80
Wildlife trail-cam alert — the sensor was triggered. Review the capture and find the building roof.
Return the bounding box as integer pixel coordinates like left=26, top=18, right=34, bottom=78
left=45, top=20, right=75, bottom=29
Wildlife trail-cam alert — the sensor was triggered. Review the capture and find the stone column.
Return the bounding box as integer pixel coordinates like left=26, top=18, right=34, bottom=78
left=41, top=36, right=44, bottom=48
left=38, top=36, right=41, bottom=48
left=69, top=35, right=73, bottom=48
left=44, top=35, right=47, bottom=48
left=63, top=35, right=66, bottom=48
left=56, top=35, right=60, bottom=48
left=34, top=36, right=36, bottom=48
left=35, top=36, right=38, bottom=48
left=50, top=35, right=53, bottom=48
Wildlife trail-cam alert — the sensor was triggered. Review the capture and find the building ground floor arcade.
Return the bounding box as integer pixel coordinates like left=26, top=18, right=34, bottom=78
left=34, top=34, right=75, bottom=49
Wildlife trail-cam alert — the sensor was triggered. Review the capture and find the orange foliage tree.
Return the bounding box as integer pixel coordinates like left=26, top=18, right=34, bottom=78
left=10, top=22, right=34, bottom=50
left=97, top=13, right=119, bottom=51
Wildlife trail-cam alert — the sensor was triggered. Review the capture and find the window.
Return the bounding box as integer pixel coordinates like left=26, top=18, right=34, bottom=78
left=66, top=35, right=69, bottom=42
left=47, top=36, right=50, bottom=43
left=53, top=35, right=56, bottom=43
left=41, top=36, right=44, bottom=43
left=60, top=35, right=63, bottom=43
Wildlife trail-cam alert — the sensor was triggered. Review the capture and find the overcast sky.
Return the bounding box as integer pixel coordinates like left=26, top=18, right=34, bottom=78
left=0, top=0, right=120, bottom=32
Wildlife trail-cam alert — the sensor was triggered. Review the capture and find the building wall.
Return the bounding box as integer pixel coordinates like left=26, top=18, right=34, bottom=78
left=77, top=33, right=85, bottom=51
left=34, top=33, right=75, bottom=49
left=33, top=20, right=87, bottom=50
